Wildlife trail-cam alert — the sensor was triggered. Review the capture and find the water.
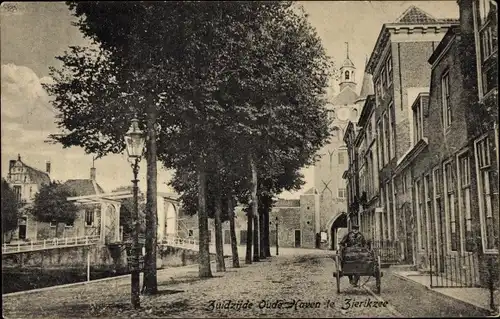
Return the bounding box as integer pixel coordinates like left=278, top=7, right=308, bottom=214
left=2, top=266, right=131, bottom=294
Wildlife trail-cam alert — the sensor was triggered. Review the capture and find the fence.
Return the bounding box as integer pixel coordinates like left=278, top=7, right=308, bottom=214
left=371, top=240, right=401, bottom=264
left=429, top=251, right=480, bottom=288
left=2, top=235, right=100, bottom=254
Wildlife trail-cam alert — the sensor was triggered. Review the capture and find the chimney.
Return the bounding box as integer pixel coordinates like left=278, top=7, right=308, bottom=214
left=458, top=0, right=475, bottom=35
left=90, top=167, right=96, bottom=181
left=46, top=161, right=51, bottom=174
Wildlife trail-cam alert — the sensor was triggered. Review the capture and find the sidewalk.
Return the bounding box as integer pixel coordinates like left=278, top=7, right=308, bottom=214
left=393, top=270, right=500, bottom=314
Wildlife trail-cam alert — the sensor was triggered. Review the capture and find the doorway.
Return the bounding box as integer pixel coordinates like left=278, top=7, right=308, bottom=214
left=18, top=217, right=27, bottom=240
left=294, top=229, right=301, bottom=248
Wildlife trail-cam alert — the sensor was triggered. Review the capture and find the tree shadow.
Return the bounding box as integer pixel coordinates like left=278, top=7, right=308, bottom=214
left=159, top=274, right=224, bottom=286
left=154, top=289, right=185, bottom=296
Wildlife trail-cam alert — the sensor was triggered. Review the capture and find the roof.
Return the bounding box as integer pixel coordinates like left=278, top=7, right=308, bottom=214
left=303, top=187, right=318, bottom=195
left=12, top=157, right=50, bottom=185
left=428, top=25, right=461, bottom=65
left=332, top=86, right=359, bottom=105
left=357, top=95, right=375, bottom=128
left=357, top=72, right=374, bottom=101
left=366, top=6, right=458, bottom=75
left=22, top=163, right=50, bottom=185
left=395, top=5, right=439, bottom=24
left=342, top=58, right=355, bottom=68
left=62, top=179, right=105, bottom=197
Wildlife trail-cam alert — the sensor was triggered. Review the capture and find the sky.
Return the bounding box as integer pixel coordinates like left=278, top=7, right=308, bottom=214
left=0, top=1, right=459, bottom=197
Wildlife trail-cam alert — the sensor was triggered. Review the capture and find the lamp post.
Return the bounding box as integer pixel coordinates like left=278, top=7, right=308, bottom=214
left=124, top=117, right=146, bottom=309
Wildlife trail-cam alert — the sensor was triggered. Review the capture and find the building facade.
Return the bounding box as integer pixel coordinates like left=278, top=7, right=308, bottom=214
left=5, top=155, right=115, bottom=242
left=345, top=2, right=498, bottom=287
left=6, top=155, right=51, bottom=241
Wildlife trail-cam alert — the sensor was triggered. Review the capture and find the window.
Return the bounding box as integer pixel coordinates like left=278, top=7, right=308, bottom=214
left=85, top=209, right=94, bottom=226
left=50, top=221, right=57, bottom=228
left=345, top=70, right=350, bottom=80
left=444, top=161, right=457, bottom=251
left=478, top=0, right=493, bottom=25
left=376, top=79, right=382, bottom=105
left=381, top=67, right=387, bottom=89
left=392, top=178, right=397, bottom=241
left=432, top=167, right=444, bottom=253
left=367, top=121, right=373, bottom=143
left=13, top=185, right=21, bottom=202
left=383, top=112, right=389, bottom=165
left=338, top=152, right=345, bottom=164
left=377, top=121, right=384, bottom=170
left=441, top=72, right=452, bottom=129
left=402, top=174, right=407, bottom=195
left=389, top=103, right=396, bottom=159
left=188, top=229, right=194, bottom=237
left=65, top=220, right=74, bottom=228
left=385, top=182, right=392, bottom=241
left=386, top=55, right=393, bottom=86
left=458, top=153, right=473, bottom=252
left=208, top=230, right=212, bottom=242
left=413, top=100, right=424, bottom=144
left=415, top=179, right=424, bottom=250
left=475, top=136, right=498, bottom=252
left=338, top=188, right=346, bottom=198
left=369, top=151, right=374, bottom=198
left=424, top=175, right=432, bottom=250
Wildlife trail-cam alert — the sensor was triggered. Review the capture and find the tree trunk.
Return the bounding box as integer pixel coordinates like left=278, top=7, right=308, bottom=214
left=250, top=155, right=259, bottom=262
left=245, top=211, right=253, bottom=264
left=263, top=207, right=270, bottom=257
left=214, top=182, right=225, bottom=272
left=198, top=162, right=212, bottom=278
left=142, top=104, right=158, bottom=295
left=228, top=194, right=240, bottom=268
left=259, top=205, right=266, bottom=259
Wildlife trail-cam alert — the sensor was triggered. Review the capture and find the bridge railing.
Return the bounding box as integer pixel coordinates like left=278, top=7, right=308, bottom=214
left=160, top=235, right=199, bottom=249
left=2, top=235, right=100, bottom=254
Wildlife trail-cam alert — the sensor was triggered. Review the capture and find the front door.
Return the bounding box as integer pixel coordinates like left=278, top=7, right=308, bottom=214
left=18, top=217, right=27, bottom=240
left=294, top=230, right=301, bottom=248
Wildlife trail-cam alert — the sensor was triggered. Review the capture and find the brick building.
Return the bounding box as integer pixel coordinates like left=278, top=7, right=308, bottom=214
left=346, top=2, right=498, bottom=287
left=344, top=5, right=456, bottom=258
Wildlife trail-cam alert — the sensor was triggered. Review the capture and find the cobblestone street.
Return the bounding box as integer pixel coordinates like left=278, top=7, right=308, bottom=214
left=3, top=252, right=491, bottom=318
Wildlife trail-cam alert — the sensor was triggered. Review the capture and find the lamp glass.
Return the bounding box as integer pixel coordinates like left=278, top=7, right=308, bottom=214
left=125, top=119, right=145, bottom=158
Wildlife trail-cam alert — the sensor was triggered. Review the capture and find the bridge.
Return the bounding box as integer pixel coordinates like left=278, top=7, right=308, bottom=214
left=2, top=235, right=100, bottom=255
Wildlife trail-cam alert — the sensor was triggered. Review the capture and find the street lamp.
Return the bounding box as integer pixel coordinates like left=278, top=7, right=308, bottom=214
left=124, top=117, right=145, bottom=309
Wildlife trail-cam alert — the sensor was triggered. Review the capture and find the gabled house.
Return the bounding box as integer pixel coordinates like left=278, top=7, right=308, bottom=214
left=6, top=155, right=51, bottom=241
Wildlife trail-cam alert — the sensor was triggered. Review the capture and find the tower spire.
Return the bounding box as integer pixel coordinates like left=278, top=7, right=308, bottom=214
left=345, top=42, right=349, bottom=59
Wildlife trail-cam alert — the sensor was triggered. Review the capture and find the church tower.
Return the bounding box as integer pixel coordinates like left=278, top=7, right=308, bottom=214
left=312, top=42, right=362, bottom=249
left=339, top=42, right=357, bottom=92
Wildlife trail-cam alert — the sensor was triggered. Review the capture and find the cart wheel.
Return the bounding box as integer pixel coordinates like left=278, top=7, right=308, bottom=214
left=335, top=254, right=341, bottom=294
left=375, top=255, right=381, bottom=294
